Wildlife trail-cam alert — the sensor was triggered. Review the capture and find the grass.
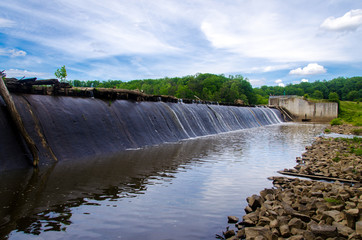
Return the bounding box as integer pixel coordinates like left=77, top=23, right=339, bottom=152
left=330, top=118, right=343, bottom=126
left=338, top=101, right=362, bottom=126
left=324, top=197, right=342, bottom=205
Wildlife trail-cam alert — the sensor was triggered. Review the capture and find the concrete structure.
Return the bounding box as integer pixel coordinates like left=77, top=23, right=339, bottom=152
left=269, top=95, right=338, bottom=122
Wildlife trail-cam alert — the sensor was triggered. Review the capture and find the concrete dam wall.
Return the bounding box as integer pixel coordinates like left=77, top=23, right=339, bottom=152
left=269, top=96, right=338, bottom=122
left=0, top=94, right=283, bottom=171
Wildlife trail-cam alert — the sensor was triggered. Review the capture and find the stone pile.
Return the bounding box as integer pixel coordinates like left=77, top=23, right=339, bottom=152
left=226, top=177, right=361, bottom=240
left=329, top=125, right=362, bottom=136
left=221, top=125, right=362, bottom=239
left=284, top=137, right=361, bottom=182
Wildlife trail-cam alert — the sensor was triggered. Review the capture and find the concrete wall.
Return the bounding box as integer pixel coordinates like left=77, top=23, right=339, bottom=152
left=269, top=96, right=338, bottom=122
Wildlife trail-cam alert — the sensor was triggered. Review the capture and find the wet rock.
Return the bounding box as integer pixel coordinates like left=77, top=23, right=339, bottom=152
left=223, top=229, right=235, bottom=239
left=228, top=216, right=239, bottom=223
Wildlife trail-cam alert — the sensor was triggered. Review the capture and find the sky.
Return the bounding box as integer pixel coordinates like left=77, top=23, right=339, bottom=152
left=1, top=0, right=362, bottom=87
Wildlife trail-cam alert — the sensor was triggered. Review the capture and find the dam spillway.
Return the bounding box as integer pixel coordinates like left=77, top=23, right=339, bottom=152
left=0, top=94, right=283, bottom=170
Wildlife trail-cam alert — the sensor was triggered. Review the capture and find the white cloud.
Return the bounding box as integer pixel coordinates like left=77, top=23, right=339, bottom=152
left=274, top=79, right=285, bottom=87
left=4, top=69, right=46, bottom=78
left=289, top=63, right=326, bottom=75
left=0, top=17, right=15, bottom=27
left=301, top=79, right=309, bottom=82
left=0, top=48, right=27, bottom=57
left=321, top=9, right=362, bottom=31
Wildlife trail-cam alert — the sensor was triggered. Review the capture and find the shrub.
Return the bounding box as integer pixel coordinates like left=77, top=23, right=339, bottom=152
left=324, top=128, right=331, bottom=133
left=330, top=118, right=343, bottom=126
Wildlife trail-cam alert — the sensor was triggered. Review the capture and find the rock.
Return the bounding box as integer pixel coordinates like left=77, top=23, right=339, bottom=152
left=270, top=219, right=279, bottom=228
left=310, top=224, right=338, bottom=237
left=247, top=194, right=263, bottom=211
left=323, top=210, right=344, bottom=222
left=242, top=212, right=259, bottom=226
left=228, top=216, right=239, bottom=223
left=244, top=226, right=272, bottom=240
left=281, top=201, right=294, bottom=215
left=223, top=229, right=235, bottom=239
left=356, top=221, right=362, bottom=235
left=333, top=222, right=354, bottom=237
left=345, top=208, right=359, bottom=229
left=292, top=212, right=311, bottom=223
left=237, top=227, right=245, bottom=238
left=279, top=224, right=290, bottom=237
left=288, top=218, right=304, bottom=230
left=245, top=205, right=253, bottom=214
left=288, top=235, right=304, bottom=240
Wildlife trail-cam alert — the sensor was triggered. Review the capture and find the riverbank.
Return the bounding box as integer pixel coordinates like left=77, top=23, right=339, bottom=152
left=222, top=124, right=362, bottom=239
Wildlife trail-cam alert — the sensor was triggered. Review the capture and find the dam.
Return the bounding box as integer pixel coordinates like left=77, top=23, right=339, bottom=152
left=0, top=93, right=283, bottom=170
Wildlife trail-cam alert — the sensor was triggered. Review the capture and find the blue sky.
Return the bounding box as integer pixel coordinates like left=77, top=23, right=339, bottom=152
left=1, top=0, right=362, bottom=87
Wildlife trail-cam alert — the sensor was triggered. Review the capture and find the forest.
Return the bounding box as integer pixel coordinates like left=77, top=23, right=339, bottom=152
left=68, top=74, right=362, bottom=105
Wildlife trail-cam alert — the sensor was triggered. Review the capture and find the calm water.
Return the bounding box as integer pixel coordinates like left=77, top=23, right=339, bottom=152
left=1, top=123, right=326, bottom=240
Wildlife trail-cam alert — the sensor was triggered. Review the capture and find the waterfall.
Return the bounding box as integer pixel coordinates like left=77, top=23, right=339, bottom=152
left=0, top=94, right=284, bottom=168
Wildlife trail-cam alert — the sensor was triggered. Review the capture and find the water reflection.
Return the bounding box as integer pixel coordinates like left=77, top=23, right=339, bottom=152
left=0, top=123, right=326, bottom=240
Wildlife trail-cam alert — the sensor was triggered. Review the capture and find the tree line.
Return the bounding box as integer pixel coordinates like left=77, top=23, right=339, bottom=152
left=68, top=74, right=362, bottom=105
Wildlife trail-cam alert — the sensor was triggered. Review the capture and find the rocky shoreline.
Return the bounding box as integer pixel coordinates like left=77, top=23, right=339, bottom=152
left=221, top=124, right=362, bottom=240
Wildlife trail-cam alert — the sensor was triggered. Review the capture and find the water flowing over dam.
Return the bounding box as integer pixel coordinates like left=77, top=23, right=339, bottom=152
left=0, top=94, right=283, bottom=170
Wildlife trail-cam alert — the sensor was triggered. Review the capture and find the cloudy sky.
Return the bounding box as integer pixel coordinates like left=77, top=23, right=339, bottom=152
left=1, top=0, right=362, bottom=87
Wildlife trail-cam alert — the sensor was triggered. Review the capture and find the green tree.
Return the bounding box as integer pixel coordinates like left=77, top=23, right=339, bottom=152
left=55, top=65, right=67, bottom=82
left=328, top=92, right=339, bottom=102
left=312, top=90, right=324, bottom=99
left=346, top=90, right=359, bottom=101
